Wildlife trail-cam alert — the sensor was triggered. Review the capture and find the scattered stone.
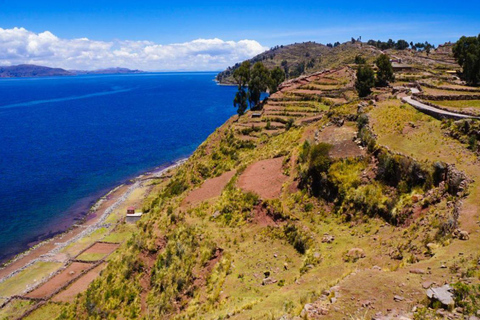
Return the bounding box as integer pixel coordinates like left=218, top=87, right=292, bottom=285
left=301, top=303, right=328, bottom=317
left=426, top=284, right=455, bottom=309
left=422, top=280, right=435, bottom=289
left=410, top=268, right=425, bottom=275
left=262, top=277, right=277, bottom=285
left=394, top=295, right=405, bottom=302
left=322, top=234, right=335, bottom=243
left=212, top=210, right=221, bottom=219
left=273, top=253, right=278, bottom=258
left=372, top=265, right=382, bottom=271
left=345, top=248, right=366, bottom=261
left=361, top=300, right=373, bottom=308
left=283, top=263, right=288, bottom=270
left=68, top=271, right=75, bottom=276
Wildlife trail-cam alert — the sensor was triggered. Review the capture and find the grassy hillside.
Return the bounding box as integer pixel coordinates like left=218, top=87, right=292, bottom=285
left=216, top=41, right=382, bottom=84
left=6, top=44, right=480, bottom=319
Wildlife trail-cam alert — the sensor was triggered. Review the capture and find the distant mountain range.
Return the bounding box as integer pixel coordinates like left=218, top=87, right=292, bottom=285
left=0, top=64, right=143, bottom=78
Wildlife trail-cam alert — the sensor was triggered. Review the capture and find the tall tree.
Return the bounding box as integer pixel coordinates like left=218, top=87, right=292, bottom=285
left=233, top=88, right=249, bottom=116
left=355, top=64, right=375, bottom=97
left=269, top=66, right=286, bottom=93
left=233, top=61, right=251, bottom=88
left=248, top=62, right=270, bottom=107
left=375, top=54, right=395, bottom=87
left=232, top=61, right=251, bottom=115
left=453, top=34, right=480, bottom=86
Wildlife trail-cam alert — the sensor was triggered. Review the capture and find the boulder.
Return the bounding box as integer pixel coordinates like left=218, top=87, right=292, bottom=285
left=262, top=277, right=277, bottom=285
left=426, top=284, right=455, bottom=309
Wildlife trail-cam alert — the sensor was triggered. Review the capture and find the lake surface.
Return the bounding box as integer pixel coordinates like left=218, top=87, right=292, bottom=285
left=0, top=72, right=237, bottom=263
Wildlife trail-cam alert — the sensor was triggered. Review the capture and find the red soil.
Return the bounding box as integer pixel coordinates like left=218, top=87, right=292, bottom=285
left=182, top=170, right=236, bottom=207
left=51, top=263, right=106, bottom=303
left=25, top=262, right=92, bottom=299
left=238, top=157, right=288, bottom=199
left=79, top=242, right=119, bottom=257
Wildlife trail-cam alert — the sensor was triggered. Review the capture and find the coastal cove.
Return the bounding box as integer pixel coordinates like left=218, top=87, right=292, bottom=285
left=0, top=72, right=237, bottom=264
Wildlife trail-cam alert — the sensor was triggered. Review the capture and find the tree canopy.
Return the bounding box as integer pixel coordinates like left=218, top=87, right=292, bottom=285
left=355, top=64, right=375, bottom=97
left=375, top=54, right=394, bottom=87
left=232, top=61, right=285, bottom=116
left=248, top=62, right=270, bottom=107
left=453, top=34, right=480, bottom=86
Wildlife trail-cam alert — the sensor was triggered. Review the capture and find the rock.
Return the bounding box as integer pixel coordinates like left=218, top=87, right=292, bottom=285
left=426, top=243, right=439, bottom=252
left=410, top=268, right=425, bottom=274
left=212, top=210, right=221, bottom=218
left=394, top=295, right=405, bottom=302
left=426, top=284, right=455, bottom=309
left=262, top=277, right=277, bottom=285
left=372, top=265, right=382, bottom=271
left=283, top=263, right=288, bottom=270
left=459, top=230, right=470, bottom=240
left=345, top=248, right=366, bottom=261
left=300, top=303, right=328, bottom=317
left=322, top=234, right=335, bottom=243
left=422, top=280, right=435, bottom=289
left=412, top=194, right=423, bottom=203
left=361, top=300, right=372, bottom=308
left=69, top=271, right=75, bottom=275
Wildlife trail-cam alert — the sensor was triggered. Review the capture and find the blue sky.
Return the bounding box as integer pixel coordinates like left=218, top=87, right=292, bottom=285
left=0, top=0, right=479, bottom=70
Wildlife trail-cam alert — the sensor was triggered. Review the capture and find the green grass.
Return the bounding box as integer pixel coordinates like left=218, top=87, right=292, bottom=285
left=427, top=99, right=480, bottom=109
left=0, top=299, right=35, bottom=319
left=0, top=261, right=62, bottom=297
left=23, top=302, right=63, bottom=320
left=75, top=252, right=106, bottom=262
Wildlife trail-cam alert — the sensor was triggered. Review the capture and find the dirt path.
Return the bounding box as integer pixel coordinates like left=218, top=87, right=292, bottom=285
left=402, top=96, right=477, bottom=120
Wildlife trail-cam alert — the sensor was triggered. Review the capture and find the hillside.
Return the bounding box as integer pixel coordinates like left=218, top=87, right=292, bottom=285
left=3, top=44, right=480, bottom=319
left=216, top=41, right=382, bottom=84
left=0, top=64, right=73, bottom=78
left=0, top=65, right=143, bottom=78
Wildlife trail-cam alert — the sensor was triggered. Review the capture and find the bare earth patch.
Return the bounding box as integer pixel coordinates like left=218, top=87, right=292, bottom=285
left=238, top=157, right=288, bottom=199
left=182, top=170, right=236, bottom=207
left=318, top=124, right=365, bottom=158
left=25, top=262, right=92, bottom=299
left=51, top=263, right=106, bottom=303
left=78, top=242, right=119, bottom=257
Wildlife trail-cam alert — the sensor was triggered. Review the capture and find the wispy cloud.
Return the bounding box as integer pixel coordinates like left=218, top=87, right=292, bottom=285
left=0, top=27, right=268, bottom=71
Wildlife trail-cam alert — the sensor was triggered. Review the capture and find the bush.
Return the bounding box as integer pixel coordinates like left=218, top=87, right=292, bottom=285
left=355, top=64, right=375, bottom=97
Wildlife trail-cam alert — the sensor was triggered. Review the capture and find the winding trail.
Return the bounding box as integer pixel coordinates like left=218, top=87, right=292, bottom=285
left=402, top=88, right=479, bottom=120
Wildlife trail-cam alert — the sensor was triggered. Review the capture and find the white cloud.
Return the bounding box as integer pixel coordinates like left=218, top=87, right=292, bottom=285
left=0, top=27, right=267, bottom=71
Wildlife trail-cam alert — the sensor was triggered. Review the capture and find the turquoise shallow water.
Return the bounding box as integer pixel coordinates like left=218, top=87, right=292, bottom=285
left=0, top=72, right=237, bottom=263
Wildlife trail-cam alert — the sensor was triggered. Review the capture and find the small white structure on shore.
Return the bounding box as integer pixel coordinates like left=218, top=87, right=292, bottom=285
left=126, top=206, right=143, bottom=223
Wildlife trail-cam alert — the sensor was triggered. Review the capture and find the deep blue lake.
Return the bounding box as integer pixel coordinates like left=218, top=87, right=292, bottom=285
left=0, top=72, right=237, bottom=263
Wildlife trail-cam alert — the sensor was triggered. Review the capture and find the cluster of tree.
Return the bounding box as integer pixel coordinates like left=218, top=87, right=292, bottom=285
left=453, top=34, right=480, bottom=86
left=355, top=54, right=395, bottom=97
left=326, top=42, right=341, bottom=48
left=367, top=39, right=409, bottom=50
left=233, top=61, right=286, bottom=115
left=366, top=39, right=435, bottom=53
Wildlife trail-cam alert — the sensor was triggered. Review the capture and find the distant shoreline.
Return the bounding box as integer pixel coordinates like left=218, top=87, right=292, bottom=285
left=0, top=157, right=188, bottom=270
